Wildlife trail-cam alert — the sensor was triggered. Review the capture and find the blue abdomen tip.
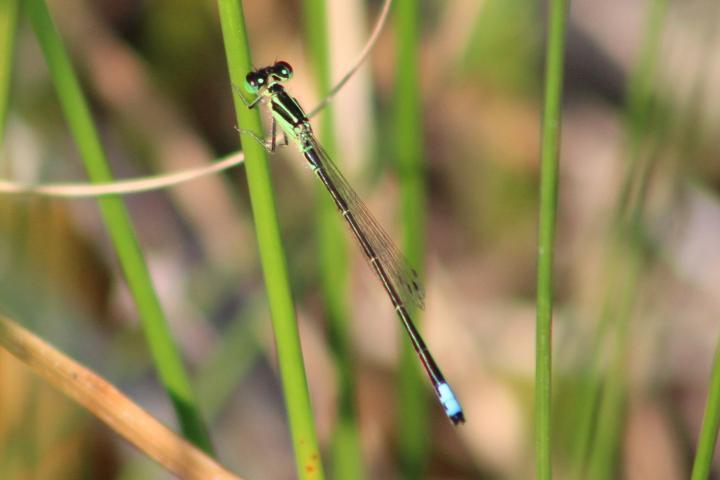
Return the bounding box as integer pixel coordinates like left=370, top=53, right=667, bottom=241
left=437, top=382, right=465, bottom=425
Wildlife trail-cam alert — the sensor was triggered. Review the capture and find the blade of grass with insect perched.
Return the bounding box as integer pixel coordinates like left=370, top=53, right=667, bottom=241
left=216, top=1, right=325, bottom=479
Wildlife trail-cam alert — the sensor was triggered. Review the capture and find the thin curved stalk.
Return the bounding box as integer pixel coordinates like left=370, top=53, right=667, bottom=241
left=0, top=151, right=245, bottom=197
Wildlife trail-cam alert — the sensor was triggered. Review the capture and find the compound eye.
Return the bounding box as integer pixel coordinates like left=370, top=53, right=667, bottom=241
left=244, top=71, right=267, bottom=93
left=273, top=61, right=293, bottom=80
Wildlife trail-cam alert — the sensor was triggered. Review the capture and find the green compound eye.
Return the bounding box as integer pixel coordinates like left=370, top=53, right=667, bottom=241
left=244, top=71, right=267, bottom=93
left=272, top=61, right=293, bottom=80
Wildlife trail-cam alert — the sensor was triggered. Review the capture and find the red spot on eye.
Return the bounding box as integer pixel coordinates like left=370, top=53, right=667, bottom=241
left=306, top=465, right=314, bottom=473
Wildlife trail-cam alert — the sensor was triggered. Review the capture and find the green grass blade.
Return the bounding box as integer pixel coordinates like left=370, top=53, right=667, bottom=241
left=394, top=0, right=429, bottom=476
left=567, top=296, right=616, bottom=478
left=215, top=2, right=324, bottom=478
left=673, top=2, right=719, bottom=171
left=585, top=247, right=642, bottom=480
left=24, top=0, right=213, bottom=452
left=692, top=340, right=720, bottom=479
left=536, top=1, right=569, bottom=479
left=572, top=1, right=668, bottom=476
left=303, top=0, right=362, bottom=478
left=617, top=0, right=670, bottom=222
left=688, top=7, right=720, bottom=478
left=0, top=0, right=18, bottom=142
left=196, top=307, right=263, bottom=421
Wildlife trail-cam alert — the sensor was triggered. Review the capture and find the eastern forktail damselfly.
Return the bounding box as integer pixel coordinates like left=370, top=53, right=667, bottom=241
left=238, top=61, right=464, bottom=425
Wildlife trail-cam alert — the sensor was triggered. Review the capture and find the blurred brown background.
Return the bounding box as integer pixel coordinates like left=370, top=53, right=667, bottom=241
left=1, top=0, right=720, bottom=478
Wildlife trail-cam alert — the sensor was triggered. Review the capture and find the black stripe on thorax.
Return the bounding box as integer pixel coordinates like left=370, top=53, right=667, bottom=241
left=269, top=84, right=308, bottom=128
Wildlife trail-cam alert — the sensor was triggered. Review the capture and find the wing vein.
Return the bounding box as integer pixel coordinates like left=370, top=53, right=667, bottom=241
left=309, top=137, right=425, bottom=310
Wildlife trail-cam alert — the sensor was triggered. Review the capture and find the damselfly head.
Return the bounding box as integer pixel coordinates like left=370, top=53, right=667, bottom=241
left=245, top=61, right=293, bottom=93
left=244, top=70, right=269, bottom=93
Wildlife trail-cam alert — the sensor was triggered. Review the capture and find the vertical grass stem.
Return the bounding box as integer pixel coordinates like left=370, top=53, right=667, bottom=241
left=0, top=0, right=18, bottom=143
left=536, top=1, right=569, bottom=478
left=216, top=1, right=324, bottom=478
left=25, top=0, right=212, bottom=452
left=394, top=0, right=429, bottom=476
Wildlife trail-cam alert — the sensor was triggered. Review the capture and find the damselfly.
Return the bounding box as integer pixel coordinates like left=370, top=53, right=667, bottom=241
left=238, top=61, right=464, bottom=425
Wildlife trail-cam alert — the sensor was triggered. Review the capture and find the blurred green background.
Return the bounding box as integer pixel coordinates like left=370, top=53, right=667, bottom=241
left=1, top=0, right=720, bottom=478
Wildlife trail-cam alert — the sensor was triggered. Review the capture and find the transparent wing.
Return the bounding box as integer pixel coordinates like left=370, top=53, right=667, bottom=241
left=308, top=136, right=425, bottom=310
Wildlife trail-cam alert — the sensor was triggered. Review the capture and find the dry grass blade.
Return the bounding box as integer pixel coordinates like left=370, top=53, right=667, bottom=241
left=0, top=151, right=246, bottom=197
left=0, top=315, right=242, bottom=480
